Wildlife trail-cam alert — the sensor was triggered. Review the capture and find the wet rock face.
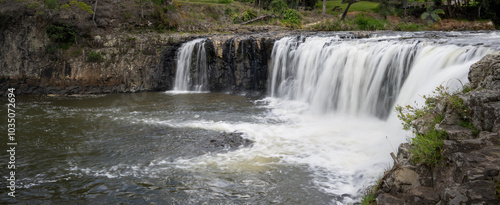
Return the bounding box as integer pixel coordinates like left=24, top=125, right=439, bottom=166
left=203, top=35, right=276, bottom=95
left=376, top=54, right=500, bottom=205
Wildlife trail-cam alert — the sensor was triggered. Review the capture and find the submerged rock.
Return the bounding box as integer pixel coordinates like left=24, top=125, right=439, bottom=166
left=202, top=132, right=253, bottom=152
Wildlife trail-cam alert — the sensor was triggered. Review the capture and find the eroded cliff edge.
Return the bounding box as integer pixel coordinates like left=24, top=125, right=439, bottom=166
left=0, top=3, right=290, bottom=96
left=0, top=13, right=284, bottom=96
left=375, top=54, right=500, bottom=204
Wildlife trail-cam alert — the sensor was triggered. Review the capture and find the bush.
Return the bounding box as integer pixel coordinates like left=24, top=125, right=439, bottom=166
left=269, top=0, right=288, bottom=15
left=152, top=5, right=179, bottom=31
left=152, top=0, right=168, bottom=5
left=421, top=6, right=445, bottom=25
left=87, top=50, right=104, bottom=62
left=61, top=0, right=94, bottom=14
left=395, top=85, right=479, bottom=167
left=232, top=13, right=242, bottom=23
left=410, top=129, right=447, bottom=166
left=282, top=9, right=301, bottom=28
left=44, top=0, right=59, bottom=10
left=242, top=9, right=257, bottom=22
left=395, top=22, right=424, bottom=31
left=354, top=14, right=386, bottom=30
left=46, top=24, right=77, bottom=44
left=218, top=0, right=233, bottom=4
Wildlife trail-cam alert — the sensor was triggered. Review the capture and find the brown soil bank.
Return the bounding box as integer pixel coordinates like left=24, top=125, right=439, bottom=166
left=434, top=19, right=496, bottom=31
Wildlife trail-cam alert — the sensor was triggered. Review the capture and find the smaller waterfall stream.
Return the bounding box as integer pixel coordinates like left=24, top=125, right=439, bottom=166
left=173, top=39, right=208, bottom=92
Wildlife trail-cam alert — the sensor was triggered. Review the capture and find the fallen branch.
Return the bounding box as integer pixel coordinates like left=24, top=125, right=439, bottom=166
left=241, top=14, right=278, bottom=25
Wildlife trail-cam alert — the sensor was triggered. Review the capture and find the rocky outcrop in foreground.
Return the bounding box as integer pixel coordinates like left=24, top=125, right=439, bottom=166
left=376, top=55, right=500, bottom=204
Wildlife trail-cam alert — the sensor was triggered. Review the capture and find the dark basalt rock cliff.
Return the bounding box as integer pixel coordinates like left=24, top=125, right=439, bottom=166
left=0, top=6, right=282, bottom=96
left=204, top=35, right=278, bottom=96
left=376, top=54, right=500, bottom=205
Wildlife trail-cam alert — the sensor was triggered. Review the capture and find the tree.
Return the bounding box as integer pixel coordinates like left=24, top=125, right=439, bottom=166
left=322, top=0, right=326, bottom=15
left=93, top=0, right=98, bottom=26
left=341, top=0, right=359, bottom=21
left=377, top=0, right=394, bottom=19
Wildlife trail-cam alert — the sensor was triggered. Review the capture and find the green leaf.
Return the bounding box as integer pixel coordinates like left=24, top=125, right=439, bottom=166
left=433, top=9, right=445, bottom=15
left=431, top=13, right=440, bottom=21
left=421, top=12, right=429, bottom=20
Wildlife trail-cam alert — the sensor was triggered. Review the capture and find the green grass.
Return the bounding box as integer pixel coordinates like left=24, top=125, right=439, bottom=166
left=315, top=0, right=379, bottom=15
left=410, top=129, right=447, bottom=167
left=361, top=192, right=376, bottom=205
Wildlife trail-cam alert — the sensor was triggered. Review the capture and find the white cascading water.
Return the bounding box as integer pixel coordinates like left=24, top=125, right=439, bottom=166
left=172, top=38, right=208, bottom=92
left=156, top=35, right=497, bottom=204
left=268, top=36, right=490, bottom=119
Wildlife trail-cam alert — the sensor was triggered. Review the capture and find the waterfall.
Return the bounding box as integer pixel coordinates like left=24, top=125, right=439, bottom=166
left=161, top=33, right=498, bottom=204
left=268, top=36, right=493, bottom=118
left=173, top=39, right=208, bottom=92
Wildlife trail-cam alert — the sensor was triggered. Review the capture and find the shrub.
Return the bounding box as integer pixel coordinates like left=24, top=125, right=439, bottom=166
left=87, top=50, right=104, bottom=62
left=410, top=129, right=447, bottom=166
left=224, top=7, right=233, bottom=16
left=152, top=5, right=179, bottom=31
left=232, top=14, right=242, bottom=23
left=152, top=0, right=168, bottom=5
left=61, top=0, right=94, bottom=14
left=44, top=0, right=59, bottom=10
left=269, top=0, right=288, bottom=15
left=282, top=9, right=301, bottom=28
left=421, top=6, right=445, bottom=25
left=46, top=24, right=77, bottom=44
left=395, top=85, right=479, bottom=167
left=242, top=9, right=257, bottom=21
left=354, top=14, right=386, bottom=30
left=395, top=22, right=424, bottom=31
left=218, top=0, right=233, bottom=4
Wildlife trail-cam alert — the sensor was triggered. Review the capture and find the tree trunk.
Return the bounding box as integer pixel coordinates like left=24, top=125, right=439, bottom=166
left=322, top=0, right=326, bottom=15
left=341, top=2, right=354, bottom=21
left=447, top=0, right=452, bottom=18
left=93, top=0, right=98, bottom=26
left=141, top=0, right=144, bottom=19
